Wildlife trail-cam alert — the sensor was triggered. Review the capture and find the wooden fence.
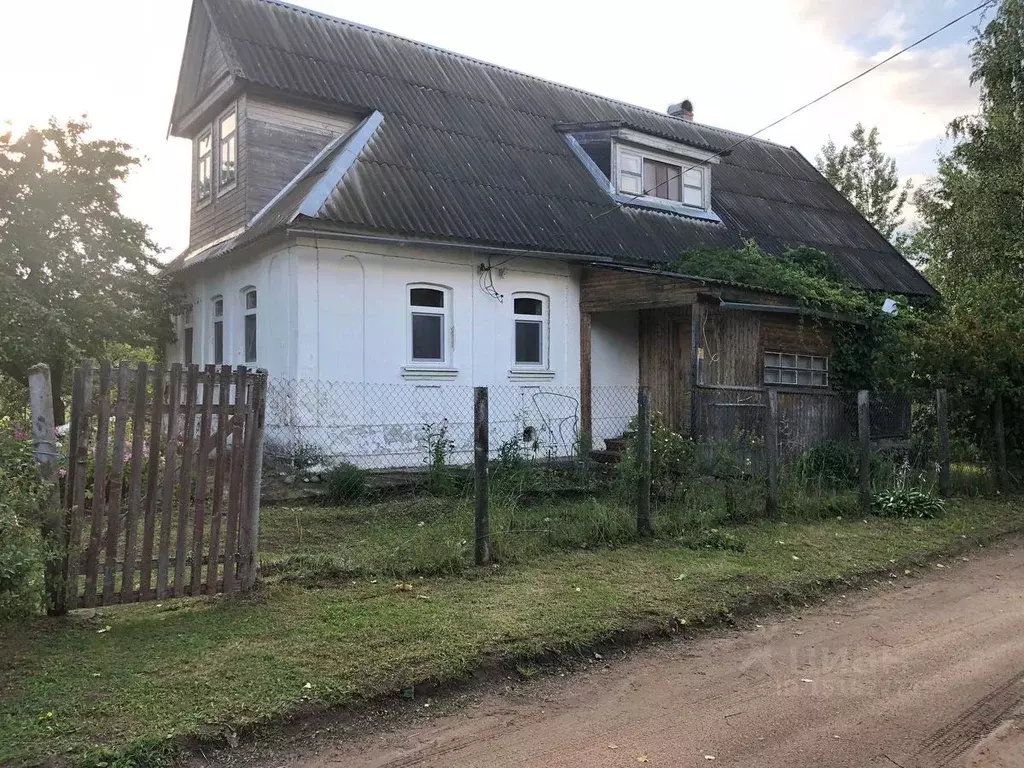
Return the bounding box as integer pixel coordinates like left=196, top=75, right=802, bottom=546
left=48, top=362, right=266, bottom=611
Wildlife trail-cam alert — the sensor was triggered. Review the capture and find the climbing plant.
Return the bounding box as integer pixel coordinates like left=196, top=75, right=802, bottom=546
left=669, top=241, right=927, bottom=391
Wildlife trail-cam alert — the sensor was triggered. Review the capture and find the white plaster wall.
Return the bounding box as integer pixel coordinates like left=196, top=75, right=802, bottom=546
left=590, top=310, right=640, bottom=447
left=171, top=236, right=643, bottom=467
left=168, top=242, right=296, bottom=379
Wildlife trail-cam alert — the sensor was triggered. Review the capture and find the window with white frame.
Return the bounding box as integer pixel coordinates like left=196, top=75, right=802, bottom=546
left=617, top=147, right=706, bottom=209
left=408, top=285, right=449, bottom=364
left=512, top=293, right=547, bottom=367
left=243, top=288, right=257, bottom=363
left=219, top=106, right=237, bottom=190
left=196, top=129, right=213, bottom=202
left=764, top=352, right=828, bottom=387
left=212, top=297, right=224, bottom=365
left=183, top=306, right=195, bottom=366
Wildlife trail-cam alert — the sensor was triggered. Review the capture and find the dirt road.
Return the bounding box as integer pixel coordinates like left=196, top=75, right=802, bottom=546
left=261, top=545, right=1024, bottom=768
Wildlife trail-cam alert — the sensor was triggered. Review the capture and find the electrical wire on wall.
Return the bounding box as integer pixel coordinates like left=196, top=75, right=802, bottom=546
left=478, top=254, right=516, bottom=302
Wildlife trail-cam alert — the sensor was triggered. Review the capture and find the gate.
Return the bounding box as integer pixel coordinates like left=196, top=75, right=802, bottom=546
left=61, top=362, right=266, bottom=609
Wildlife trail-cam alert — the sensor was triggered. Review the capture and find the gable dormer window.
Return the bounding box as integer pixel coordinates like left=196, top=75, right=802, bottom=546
left=219, top=105, right=237, bottom=191
left=196, top=129, right=213, bottom=202
left=559, top=122, right=721, bottom=222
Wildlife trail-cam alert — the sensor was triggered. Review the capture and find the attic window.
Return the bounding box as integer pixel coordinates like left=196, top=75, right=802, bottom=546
left=219, top=106, right=237, bottom=190
left=617, top=147, right=707, bottom=210
left=196, top=129, right=212, bottom=202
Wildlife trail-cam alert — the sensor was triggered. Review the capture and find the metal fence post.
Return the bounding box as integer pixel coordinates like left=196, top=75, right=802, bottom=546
left=858, top=390, right=871, bottom=515
left=636, top=387, right=652, bottom=536
left=765, top=388, right=780, bottom=519
left=936, top=389, right=950, bottom=498
left=28, top=364, right=66, bottom=615
left=995, top=393, right=1010, bottom=495
left=474, top=386, right=491, bottom=565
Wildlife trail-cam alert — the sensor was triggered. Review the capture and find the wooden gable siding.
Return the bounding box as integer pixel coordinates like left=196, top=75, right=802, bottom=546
left=196, top=22, right=231, bottom=96
left=638, top=308, right=692, bottom=433
left=581, top=268, right=700, bottom=313
left=189, top=93, right=248, bottom=250
left=245, top=96, right=358, bottom=222
left=171, top=2, right=234, bottom=136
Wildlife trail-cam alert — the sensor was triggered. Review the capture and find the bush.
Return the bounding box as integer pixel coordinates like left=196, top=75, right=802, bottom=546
left=872, top=488, right=944, bottom=519
left=794, top=440, right=858, bottom=489
left=324, top=463, right=367, bottom=504
left=0, top=425, right=46, bottom=619
left=617, top=412, right=694, bottom=502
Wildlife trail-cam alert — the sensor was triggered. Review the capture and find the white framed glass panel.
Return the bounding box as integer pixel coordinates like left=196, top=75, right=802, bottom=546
left=408, top=285, right=449, bottom=364
left=219, top=106, right=237, bottom=189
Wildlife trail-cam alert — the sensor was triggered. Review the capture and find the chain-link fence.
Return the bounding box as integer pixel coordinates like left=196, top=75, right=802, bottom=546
left=257, top=380, right=1015, bottom=583
left=264, top=379, right=639, bottom=470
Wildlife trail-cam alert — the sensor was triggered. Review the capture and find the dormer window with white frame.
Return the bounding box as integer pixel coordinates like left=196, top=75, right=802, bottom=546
left=616, top=146, right=708, bottom=211
left=560, top=123, right=721, bottom=222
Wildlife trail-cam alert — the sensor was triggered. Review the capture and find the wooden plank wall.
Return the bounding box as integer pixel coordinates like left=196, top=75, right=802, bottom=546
left=581, top=269, right=700, bottom=313
left=638, top=308, right=692, bottom=434
left=245, top=95, right=358, bottom=221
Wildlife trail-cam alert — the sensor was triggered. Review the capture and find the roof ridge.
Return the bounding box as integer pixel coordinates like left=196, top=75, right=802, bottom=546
left=236, top=0, right=792, bottom=153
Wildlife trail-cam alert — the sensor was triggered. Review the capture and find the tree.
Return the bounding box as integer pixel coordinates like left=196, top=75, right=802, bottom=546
left=910, top=0, right=1024, bottom=450
left=817, top=123, right=912, bottom=243
left=0, top=118, right=177, bottom=423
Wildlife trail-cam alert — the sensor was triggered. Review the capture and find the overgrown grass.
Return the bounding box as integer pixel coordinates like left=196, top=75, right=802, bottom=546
left=1, top=497, right=1021, bottom=766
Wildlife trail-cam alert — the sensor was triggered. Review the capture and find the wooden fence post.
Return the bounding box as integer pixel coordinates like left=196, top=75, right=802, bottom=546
left=858, top=390, right=871, bottom=515
left=637, top=387, right=652, bottom=536
left=995, top=393, right=1010, bottom=495
left=765, top=388, right=780, bottom=520
left=936, top=389, right=950, bottom=498
left=241, top=370, right=267, bottom=590
left=28, top=364, right=65, bottom=615
left=474, top=386, right=491, bottom=566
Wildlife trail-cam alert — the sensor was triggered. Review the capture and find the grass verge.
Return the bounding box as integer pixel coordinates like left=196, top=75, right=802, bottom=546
left=1, top=497, right=1021, bottom=767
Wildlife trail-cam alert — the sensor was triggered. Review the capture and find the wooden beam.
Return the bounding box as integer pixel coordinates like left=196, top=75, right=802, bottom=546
left=580, top=310, right=593, bottom=450
left=690, top=301, right=702, bottom=437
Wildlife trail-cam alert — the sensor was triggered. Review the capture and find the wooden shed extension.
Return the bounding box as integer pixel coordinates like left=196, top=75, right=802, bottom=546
left=580, top=266, right=838, bottom=441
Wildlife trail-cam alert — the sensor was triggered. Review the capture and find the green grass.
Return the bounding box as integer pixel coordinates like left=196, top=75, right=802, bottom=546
left=1, top=497, right=1021, bottom=767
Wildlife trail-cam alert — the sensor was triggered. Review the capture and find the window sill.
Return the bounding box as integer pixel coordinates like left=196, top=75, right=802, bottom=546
left=402, top=366, right=459, bottom=381
left=508, top=368, right=556, bottom=382
left=612, top=192, right=721, bottom=222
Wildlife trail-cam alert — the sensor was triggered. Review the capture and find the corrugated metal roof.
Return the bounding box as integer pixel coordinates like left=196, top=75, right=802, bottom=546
left=189, top=0, right=934, bottom=296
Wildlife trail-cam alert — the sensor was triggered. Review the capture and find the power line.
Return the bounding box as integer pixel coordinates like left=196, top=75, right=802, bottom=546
left=572, top=0, right=995, bottom=233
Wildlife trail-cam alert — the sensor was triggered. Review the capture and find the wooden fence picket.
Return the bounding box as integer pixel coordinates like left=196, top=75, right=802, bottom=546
left=84, top=362, right=112, bottom=608
left=121, top=362, right=149, bottom=603
left=139, top=363, right=164, bottom=601
left=174, top=365, right=198, bottom=597
left=157, top=364, right=182, bottom=599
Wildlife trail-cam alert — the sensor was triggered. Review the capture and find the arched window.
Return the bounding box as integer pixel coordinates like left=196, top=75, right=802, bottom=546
left=243, top=288, right=257, bottom=363
left=183, top=306, right=195, bottom=366
left=512, top=293, right=547, bottom=367
left=211, top=296, right=224, bottom=365
left=408, top=284, right=449, bottom=364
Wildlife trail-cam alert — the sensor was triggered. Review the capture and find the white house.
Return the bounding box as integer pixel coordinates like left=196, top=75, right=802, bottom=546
left=166, top=0, right=934, bottom=468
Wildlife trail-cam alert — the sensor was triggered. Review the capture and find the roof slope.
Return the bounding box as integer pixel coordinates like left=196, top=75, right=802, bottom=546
left=195, top=0, right=934, bottom=296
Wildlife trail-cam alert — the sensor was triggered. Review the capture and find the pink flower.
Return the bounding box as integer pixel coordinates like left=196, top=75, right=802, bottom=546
left=14, top=430, right=26, bottom=441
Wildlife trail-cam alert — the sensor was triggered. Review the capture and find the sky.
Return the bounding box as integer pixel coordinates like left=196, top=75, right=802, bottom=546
left=1, top=0, right=991, bottom=260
